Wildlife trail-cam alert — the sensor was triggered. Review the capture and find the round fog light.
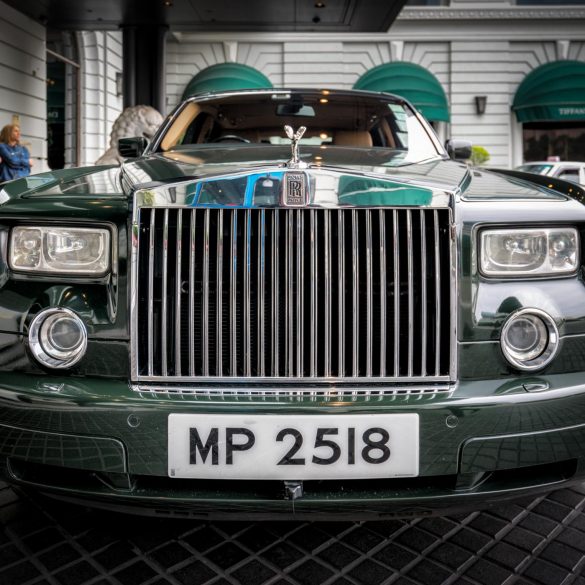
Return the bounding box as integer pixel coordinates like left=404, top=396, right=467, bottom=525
left=29, top=308, right=87, bottom=368
left=501, top=308, right=559, bottom=371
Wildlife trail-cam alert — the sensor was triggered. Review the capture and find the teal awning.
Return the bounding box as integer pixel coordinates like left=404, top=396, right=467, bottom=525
left=513, top=60, right=585, bottom=123
left=353, top=62, right=450, bottom=122
left=182, top=63, right=272, bottom=99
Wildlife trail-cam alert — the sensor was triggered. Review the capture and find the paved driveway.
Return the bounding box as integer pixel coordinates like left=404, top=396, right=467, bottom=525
left=1, top=482, right=585, bottom=585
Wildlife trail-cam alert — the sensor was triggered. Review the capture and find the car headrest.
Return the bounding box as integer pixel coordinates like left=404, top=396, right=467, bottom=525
left=334, top=131, right=373, bottom=147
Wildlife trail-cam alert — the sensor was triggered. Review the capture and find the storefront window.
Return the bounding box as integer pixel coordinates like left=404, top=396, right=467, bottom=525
left=523, top=122, right=585, bottom=162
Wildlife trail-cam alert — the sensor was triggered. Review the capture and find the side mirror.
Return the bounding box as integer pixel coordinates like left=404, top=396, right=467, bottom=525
left=118, top=137, right=148, bottom=159
left=445, top=139, right=472, bottom=162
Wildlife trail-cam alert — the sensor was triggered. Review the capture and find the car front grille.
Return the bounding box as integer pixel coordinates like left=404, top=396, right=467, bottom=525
left=133, top=207, right=453, bottom=382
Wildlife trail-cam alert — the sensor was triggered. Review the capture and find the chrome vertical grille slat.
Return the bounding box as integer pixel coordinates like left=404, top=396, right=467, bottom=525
left=379, top=209, right=387, bottom=378
left=420, top=211, right=427, bottom=377
left=161, top=209, right=169, bottom=376
left=135, top=207, right=452, bottom=383
left=244, top=210, right=252, bottom=377
left=258, top=210, right=266, bottom=377
left=216, top=210, right=224, bottom=377
left=393, top=209, right=400, bottom=378
left=174, top=210, right=183, bottom=376
left=147, top=209, right=155, bottom=377
left=230, top=212, right=237, bottom=375
left=434, top=209, right=442, bottom=377
left=407, top=209, right=414, bottom=378
left=310, top=210, right=317, bottom=378
left=202, top=209, right=210, bottom=376
left=365, top=210, right=373, bottom=378
left=296, top=210, right=303, bottom=378
left=351, top=210, right=359, bottom=378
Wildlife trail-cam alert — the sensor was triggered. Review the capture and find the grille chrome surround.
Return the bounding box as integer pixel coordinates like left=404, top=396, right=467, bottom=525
left=131, top=204, right=455, bottom=384
left=132, top=384, right=453, bottom=402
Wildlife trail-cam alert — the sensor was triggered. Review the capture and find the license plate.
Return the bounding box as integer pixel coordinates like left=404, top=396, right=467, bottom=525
left=168, top=414, right=419, bottom=480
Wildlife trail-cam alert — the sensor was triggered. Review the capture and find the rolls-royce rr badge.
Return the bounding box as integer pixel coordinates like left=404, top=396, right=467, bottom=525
left=282, top=125, right=309, bottom=206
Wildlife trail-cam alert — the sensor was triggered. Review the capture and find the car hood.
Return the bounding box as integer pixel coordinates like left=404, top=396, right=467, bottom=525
left=0, top=146, right=575, bottom=206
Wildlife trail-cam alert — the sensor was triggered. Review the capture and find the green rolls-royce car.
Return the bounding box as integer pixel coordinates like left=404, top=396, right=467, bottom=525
left=1, top=89, right=585, bottom=519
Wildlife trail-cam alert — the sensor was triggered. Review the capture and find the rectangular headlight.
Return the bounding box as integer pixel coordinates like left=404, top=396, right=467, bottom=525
left=10, top=226, right=110, bottom=275
left=480, top=227, right=579, bottom=277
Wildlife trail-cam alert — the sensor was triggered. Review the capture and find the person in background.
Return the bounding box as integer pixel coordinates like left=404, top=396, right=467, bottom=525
left=0, top=124, right=33, bottom=182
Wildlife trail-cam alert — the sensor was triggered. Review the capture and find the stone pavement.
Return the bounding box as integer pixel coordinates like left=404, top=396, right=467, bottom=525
left=1, top=482, right=585, bottom=585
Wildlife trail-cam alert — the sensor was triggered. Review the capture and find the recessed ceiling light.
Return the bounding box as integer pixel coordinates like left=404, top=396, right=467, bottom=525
left=315, top=2, right=326, bottom=7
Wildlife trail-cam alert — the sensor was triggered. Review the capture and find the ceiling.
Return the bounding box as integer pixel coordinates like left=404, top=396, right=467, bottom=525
left=6, top=0, right=409, bottom=32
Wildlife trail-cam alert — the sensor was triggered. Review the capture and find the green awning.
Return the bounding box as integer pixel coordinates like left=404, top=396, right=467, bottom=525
left=512, top=60, right=585, bottom=123
left=353, top=62, right=450, bottom=122
left=182, top=63, right=272, bottom=99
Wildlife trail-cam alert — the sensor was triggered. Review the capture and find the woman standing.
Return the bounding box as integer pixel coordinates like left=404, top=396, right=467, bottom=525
left=0, top=125, right=33, bottom=182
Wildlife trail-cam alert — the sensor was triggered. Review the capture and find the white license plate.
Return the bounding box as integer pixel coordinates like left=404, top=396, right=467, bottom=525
left=168, top=414, right=419, bottom=480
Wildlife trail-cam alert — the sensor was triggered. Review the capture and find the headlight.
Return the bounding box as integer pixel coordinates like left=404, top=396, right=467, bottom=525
left=480, top=227, right=579, bottom=277
left=10, top=227, right=110, bottom=275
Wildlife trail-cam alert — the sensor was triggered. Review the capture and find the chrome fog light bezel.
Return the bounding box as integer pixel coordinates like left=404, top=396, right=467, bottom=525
left=29, top=308, right=88, bottom=369
left=500, top=308, right=559, bottom=371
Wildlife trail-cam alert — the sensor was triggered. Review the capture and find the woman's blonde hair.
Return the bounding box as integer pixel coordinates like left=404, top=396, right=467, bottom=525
left=0, top=124, right=19, bottom=144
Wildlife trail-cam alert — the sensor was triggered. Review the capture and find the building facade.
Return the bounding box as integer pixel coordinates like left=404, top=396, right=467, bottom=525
left=1, top=0, right=584, bottom=172
left=166, top=0, right=585, bottom=168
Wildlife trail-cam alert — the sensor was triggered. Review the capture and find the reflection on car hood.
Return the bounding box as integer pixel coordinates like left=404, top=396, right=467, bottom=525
left=123, top=146, right=568, bottom=203
left=0, top=146, right=572, bottom=205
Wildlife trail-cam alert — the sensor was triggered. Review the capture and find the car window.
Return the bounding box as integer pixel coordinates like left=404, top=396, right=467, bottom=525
left=155, top=91, right=441, bottom=164
left=556, top=168, right=580, bottom=183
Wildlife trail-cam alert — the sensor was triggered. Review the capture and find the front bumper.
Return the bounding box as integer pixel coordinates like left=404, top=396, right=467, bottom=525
left=1, top=371, right=585, bottom=519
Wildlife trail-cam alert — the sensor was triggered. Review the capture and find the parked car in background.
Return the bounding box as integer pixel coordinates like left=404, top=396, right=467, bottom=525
left=516, top=161, right=585, bottom=186
left=1, top=88, right=585, bottom=519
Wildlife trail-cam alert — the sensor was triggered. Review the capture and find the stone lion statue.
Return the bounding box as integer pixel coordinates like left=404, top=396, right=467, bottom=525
left=95, top=105, right=164, bottom=165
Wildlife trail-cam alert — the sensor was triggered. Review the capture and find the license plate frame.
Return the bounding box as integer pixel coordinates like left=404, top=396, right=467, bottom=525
left=168, top=413, right=419, bottom=480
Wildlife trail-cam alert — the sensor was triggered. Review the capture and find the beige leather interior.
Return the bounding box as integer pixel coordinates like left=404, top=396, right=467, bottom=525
left=160, top=102, right=201, bottom=151
left=334, top=131, right=373, bottom=147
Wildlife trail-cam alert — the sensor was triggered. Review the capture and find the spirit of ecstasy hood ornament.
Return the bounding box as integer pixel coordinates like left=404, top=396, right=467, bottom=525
left=284, top=125, right=308, bottom=169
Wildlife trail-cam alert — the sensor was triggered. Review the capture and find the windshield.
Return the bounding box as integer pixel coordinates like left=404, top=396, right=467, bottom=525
left=154, top=90, right=442, bottom=165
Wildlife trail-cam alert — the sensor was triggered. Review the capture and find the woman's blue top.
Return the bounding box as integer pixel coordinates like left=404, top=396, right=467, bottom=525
left=0, top=143, right=31, bottom=182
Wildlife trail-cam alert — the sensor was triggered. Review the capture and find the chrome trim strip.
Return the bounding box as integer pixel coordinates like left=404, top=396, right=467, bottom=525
left=216, top=210, right=224, bottom=376
left=132, top=384, right=454, bottom=398
left=133, top=376, right=451, bottom=386
left=174, top=209, right=183, bottom=376
left=161, top=209, right=169, bottom=376
left=407, top=209, right=414, bottom=378
left=147, top=209, right=155, bottom=377
left=379, top=209, right=387, bottom=377
left=202, top=209, right=211, bottom=376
